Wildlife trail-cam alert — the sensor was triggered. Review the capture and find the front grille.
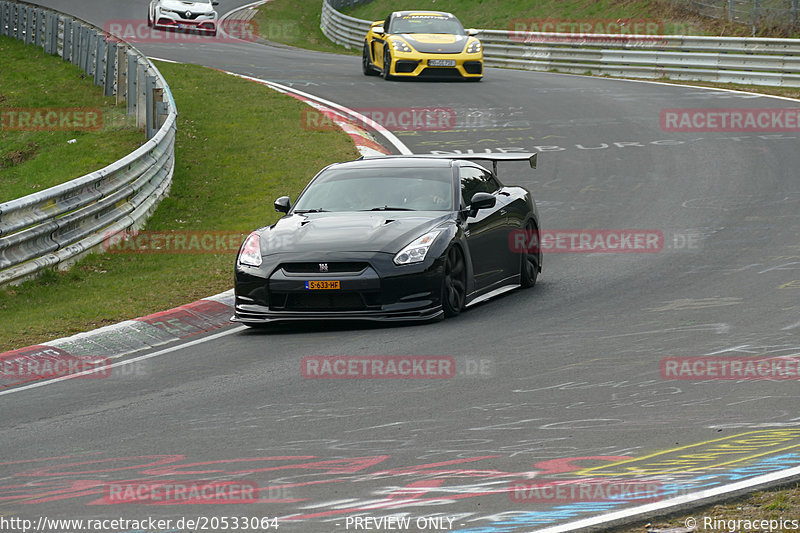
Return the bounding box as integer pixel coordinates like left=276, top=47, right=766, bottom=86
left=395, top=60, right=420, bottom=73
left=280, top=292, right=366, bottom=311
left=463, top=61, right=483, bottom=74
left=177, top=11, right=204, bottom=20
left=280, top=262, right=369, bottom=274
left=419, top=67, right=463, bottom=78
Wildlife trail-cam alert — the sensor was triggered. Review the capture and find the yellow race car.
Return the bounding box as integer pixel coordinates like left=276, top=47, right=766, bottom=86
left=362, top=11, right=483, bottom=81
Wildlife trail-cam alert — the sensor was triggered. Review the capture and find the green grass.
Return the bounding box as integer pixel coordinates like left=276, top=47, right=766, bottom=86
left=253, top=0, right=358, bottom=54
left=0, top=60, right=359, bottom=352
left=0, top=36, right=142, bottom=203
left=343, top=0, right=707, bottom=36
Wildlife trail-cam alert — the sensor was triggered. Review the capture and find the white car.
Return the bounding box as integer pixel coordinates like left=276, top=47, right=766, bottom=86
left=148, top=0, right=220, bottom=35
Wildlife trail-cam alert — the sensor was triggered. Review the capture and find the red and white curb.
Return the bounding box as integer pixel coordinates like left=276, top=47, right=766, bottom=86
left=0, top=290, right=236, bottom=390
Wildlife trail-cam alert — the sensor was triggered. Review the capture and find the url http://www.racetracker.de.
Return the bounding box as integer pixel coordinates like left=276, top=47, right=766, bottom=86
left=0, top=515, right=280, bottom=532
left=685, top=515, right=800, bottom=532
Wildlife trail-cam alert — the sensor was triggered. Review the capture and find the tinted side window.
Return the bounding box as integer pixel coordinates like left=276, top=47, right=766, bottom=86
left=484, top=172, right=500, bottom=194
left=459, top=165, right=498, bottom=204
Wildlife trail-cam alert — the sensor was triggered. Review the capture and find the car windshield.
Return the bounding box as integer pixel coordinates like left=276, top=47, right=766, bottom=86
left=390, top=15, right=465, bottom=35
left=292, top=166, right=454, bottom=213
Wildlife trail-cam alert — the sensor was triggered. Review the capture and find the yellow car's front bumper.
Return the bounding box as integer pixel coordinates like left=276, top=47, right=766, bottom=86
left=387, top=52, right=483, bottom=79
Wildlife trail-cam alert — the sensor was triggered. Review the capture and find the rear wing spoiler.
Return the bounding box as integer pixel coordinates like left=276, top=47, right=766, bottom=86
left=359, top=152, right=537, bottom=176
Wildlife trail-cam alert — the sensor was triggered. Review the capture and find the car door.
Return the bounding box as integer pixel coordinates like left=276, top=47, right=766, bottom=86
left=460, top=165, right=509, bottom=290
left=372, top=14, right=392, bottom=69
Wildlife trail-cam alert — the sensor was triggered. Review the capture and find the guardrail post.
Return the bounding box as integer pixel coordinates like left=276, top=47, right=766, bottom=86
left=87, top=29, right=96, bottom=75
left=126, top=51, right=137, bottom=116
left=104, top=40, right=116, bottom=97
left=145, top=75, right=155, bottom=139
left=94, top=35, right=104, bottom=86
left=116, top=45, right=126, bottom=104
left=15, top=3, right=23, bottom=40
left=793, top=0, right=798, bottom=27
left=23, top=4, right=31, bottom=44
left=39, top=9, right=47, bottom=50
left=71, top=22, right=81, bottom=65
left=1, top=2, right=7, bottom=37
left=728, top=0, right=735, bottom=21
left=43, top=12, right=51, bottom=52
left=62, top=17, right=71, bottom=61
left=136, top=60, right=147, bottom=129
left=87, top=30, right=97, bottom=77
left=80, top=26, right=90, bottom=72
left=35, top=7, right=43, bottom=46
left=155, top=89, right=168, bottom=133
left=47, top=13, right=58, bottom=54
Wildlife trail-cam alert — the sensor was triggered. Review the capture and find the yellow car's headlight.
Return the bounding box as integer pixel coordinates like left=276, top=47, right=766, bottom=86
left=391, top=39, right=413, bottom=53
left=466, top=40, right=482, bottom=54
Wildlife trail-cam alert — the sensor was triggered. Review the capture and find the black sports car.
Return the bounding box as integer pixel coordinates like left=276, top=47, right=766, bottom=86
left=232, top=153, right=541, bottom=324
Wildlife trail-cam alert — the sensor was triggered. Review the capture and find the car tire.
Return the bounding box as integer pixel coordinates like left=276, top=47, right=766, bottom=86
left=382, top=48, right=393, bottom=80
left=147, top=10, right=153, bottom=27
left=442, top=246, right=466, bottom=317
left=520, top=220, right=539, bottom=288
left=362, top=43, right=378, bottom=76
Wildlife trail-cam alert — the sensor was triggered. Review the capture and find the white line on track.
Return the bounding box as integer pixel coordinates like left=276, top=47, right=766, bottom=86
left=0, top=326, right=247, bottom=397
left=532, top=465, right=800, bottom=532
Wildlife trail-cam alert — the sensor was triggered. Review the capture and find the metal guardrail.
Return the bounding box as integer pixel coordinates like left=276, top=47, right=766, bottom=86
left=0, top=0, right=177, bottom=286
left=320, top=0, right=800, bottom=87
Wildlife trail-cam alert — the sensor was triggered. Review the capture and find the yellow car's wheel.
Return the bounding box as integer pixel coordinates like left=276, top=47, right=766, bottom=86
left=362, top=43, right=379, bottom=76
left=382, top=48, right=394, bottom=81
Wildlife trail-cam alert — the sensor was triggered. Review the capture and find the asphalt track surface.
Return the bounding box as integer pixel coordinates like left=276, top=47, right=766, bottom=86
left=2, top=1, right=800, bottom=532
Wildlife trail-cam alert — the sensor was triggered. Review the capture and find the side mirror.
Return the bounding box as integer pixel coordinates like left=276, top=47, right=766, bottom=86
left=469, top=192, right=495, bottom=212
left=466, top=28, right=479, bottom=36
left=274, top=196, right=291, bottom=213
left=373, top=25, right=385, bottom=35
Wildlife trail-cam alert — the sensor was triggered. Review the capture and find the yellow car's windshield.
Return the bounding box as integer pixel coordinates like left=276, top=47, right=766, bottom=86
left=390, top=16, right=465, bottom=35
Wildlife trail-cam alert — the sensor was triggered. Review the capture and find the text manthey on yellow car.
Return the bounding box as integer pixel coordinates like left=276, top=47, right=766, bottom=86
left=362, top=11, right=483, bottom=81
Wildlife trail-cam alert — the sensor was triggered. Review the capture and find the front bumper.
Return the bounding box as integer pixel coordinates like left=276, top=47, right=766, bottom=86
left=389, top=52, right=483, bottom=79
left=233, top=252, right=446, bottom=324
left=154, top=9, right=217, bottom=32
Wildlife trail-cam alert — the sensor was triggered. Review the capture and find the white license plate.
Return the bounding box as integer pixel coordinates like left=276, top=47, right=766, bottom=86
left=428, top=59, right=456, bottom=67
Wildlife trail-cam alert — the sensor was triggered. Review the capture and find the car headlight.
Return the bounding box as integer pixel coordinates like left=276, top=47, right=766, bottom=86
left=466, top=40, right=481, bottom=54
left=391, top=39, right=412, bottom=53
left=238, top=232, right=262, bottom=267
left=394, top=230, right=441, bottom=265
